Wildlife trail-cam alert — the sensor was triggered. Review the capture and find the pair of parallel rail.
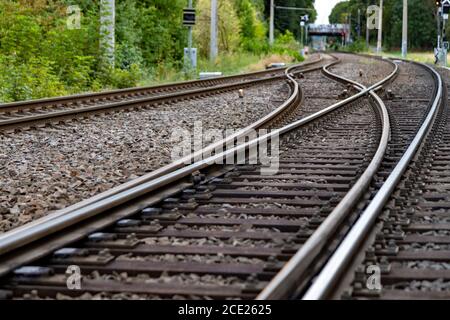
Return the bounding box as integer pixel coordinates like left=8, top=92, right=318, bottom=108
left=0, top=54, right=444, bottom=300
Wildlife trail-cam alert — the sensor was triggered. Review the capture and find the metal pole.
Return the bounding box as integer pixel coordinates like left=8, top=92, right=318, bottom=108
left=187, top=0, right=193, bottom=71
left=366, top=1, right=370, bottom=47
left=100, top=0, right=115, bottom=68
left=349, top=12, right=352, bottom=43
left=437, top=7, right=441, bottom=51
left=305, top=24, right=308, bottom=46
left=210, top=0, right=218, bottom=61
left=357, top=8, right=361, bottom=38
left=401, top=0, right=408, bottom=58
left=301, top=25, right=304, bottom=47
left=188, top=0, right=193, bottom=49
left=269, top=0, right=275, bottom=45
left=377, top=0, right=383, bottom=54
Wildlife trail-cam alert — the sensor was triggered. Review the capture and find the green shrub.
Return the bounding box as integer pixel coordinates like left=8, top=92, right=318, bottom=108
left=271, top=31, right=304, bottom=62
left=99, top=63, right=143, bottom=89
left=0, top=55, right=67, bottom=102
left=344, top=40, right=367, bottom=53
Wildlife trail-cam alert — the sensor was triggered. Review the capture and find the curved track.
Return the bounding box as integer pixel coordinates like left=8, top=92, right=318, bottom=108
left=0, top=53, right=403, bottom=300
left=300, top=59, right=444, bottom=300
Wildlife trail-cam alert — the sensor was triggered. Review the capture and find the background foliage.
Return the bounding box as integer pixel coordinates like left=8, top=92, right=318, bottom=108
left=329, top=0, right=438, bottom=51
left=0, top=0, right=306, bottom=102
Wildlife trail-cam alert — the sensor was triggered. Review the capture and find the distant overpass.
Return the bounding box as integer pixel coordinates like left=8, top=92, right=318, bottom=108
left=308, top=24, right=349, bottom=37
left=307, top=24, right=351, bottom=49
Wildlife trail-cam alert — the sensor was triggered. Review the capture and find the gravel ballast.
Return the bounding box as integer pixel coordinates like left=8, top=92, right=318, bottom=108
left=0, top=81, right=290, bottom=232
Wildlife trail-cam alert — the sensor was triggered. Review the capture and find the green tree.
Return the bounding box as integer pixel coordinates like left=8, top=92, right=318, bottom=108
left=234, top=0, right=268, bottom=53
left=262, top=0, right=317, bottom=39
left=193, top=0, right=241, bottom=58
left=329, top=1, right=350, bottom=24
left=329, top=0, right=438, bottom=50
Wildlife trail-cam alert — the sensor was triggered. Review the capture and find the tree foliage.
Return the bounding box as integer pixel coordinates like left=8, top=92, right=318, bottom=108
left=0, top=0, right=303, bottom=102
left=262, top=0, right=317, bottom=39
left=329, top=0, right=438, bottom=50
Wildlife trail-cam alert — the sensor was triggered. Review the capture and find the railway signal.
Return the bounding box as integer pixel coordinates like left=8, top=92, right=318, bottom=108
left=300, top=15, right=309, bottom=48
left=182, top=8, right=196, bottom=26
left=443, top=0, right=450, bottom=16
left=402, top=0, right=407, bottom=58
left=436, top=0, right=450, bottom=66
left=184, top=1, right=197, bottom=73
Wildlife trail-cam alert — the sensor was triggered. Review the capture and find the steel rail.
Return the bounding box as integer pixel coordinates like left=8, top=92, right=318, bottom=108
left=0, top=56, right=322, bottom=112
left=302, top=61, right=443, bottom=300
left=0, top=74, right=286, bottom=128
left=0, top=55, right=396, bottom=264
left=256, top=59, right=397, bottom=300
left=0, top=58, right=333, bottom=245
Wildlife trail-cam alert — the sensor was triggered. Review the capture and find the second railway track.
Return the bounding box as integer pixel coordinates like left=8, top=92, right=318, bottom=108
left=0, top=56, right=327, bottom=131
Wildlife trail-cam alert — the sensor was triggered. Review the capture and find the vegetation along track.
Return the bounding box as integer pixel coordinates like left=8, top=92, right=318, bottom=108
left=0, top=53, right=400, bottom=300
left=0, top=56, right=326, bottom=132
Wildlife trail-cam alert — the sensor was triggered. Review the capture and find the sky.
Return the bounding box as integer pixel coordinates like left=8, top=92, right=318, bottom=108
left=315, top=0, right=346, bottom=24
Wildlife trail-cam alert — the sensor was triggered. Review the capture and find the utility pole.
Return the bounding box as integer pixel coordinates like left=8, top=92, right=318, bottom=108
left=269, top=0, right=275, bottom=45
left=377, top=0, right=383, bottom=54
left=357, top=8, right=361, bottom=38
left=183, top=0, right=197, bottom=74
left=348, top=12, right=352, bottom=44
left=100, top=0, right=115, bottom=68
left=401, top=0, right=408, bottom=58
left=188, top=0, right=193, bottom=54
left=210, top=0, right=218, bottom=61
left=366, top=1, right=370, bottom=47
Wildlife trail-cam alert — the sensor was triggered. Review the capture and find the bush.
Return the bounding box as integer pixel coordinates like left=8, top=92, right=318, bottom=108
left=344, top=40, right=367, bottom=53
left=0, top=55, right=67, bottom=102
left=99, top=64, right=143, bottom=89
left=271, top=31, right=304, bottom=62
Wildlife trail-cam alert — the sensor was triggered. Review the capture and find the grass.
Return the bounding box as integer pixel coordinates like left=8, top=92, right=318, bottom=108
left=139, top=52, right=298, bottom=87
left=360, top=48, right=446, bottom=66
left=380, top=51, right=437, bottom=65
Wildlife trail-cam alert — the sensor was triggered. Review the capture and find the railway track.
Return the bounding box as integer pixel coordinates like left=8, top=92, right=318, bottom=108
left=299, top=65, right=447, bottom=300
left=0, top=56, right=327, bottom=132
left=0, top=53, right=402, bottom=300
